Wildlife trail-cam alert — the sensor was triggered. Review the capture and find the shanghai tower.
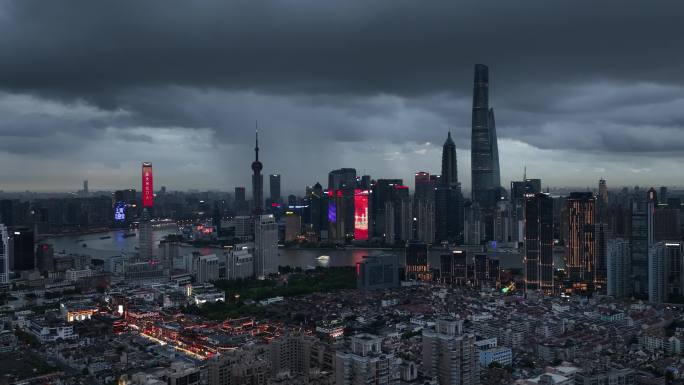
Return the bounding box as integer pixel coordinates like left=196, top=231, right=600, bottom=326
left=470, top=64, right=501, bottom=210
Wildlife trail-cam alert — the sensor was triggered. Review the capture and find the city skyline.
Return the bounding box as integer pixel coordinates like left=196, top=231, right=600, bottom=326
left=0, top=1, right=684, bottom=191
left=2, top=3, right=684, bottom=384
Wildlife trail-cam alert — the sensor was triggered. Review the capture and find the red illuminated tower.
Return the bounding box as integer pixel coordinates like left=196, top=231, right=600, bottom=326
left=142, top=162, right=154, bottom=208
left=139, top=162, right=154, bottom=262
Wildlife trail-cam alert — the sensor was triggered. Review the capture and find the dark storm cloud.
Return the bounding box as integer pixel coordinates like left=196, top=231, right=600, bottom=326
left=1, top=0, right=683, bottom=96
left=0, top=0, right=683, bottom=190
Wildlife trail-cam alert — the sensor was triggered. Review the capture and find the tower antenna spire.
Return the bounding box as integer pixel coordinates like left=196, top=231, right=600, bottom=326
left=255, top=121, right=259, bottom=161
left=523, top=164, right=527, bottom=180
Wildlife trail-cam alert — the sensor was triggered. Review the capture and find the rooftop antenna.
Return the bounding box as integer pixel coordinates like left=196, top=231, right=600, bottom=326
left=523, top=164, right=527, bottom=181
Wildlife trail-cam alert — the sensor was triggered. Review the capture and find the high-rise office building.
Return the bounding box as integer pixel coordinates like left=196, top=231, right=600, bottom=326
left=435, top=132, right=464, bottom=245
left=414, top=171, right=434, bottom=202
left=607, top=239, right=631, bottom=298
left=36, top=243, right=54, bottom=273
left=356, top=254, right=400, bottom=291
left=566, top=192, right=596, bottom=292
left=524, top=193, right=554, bottom=295
left=470, top=64, right=501, bottom=215
left=463, top=202, right=483, bottom=245
left=225, top=244, right=255, bottom=280
left=9, top=227, right=34, bottom=271
left=383, top=200, right=395, bottom=244
left=138, top=207, right=154, bottom=262
left=441, top=132, right=458, bottom=187
left=114, top=189, right=137, bottom=204
left=371, top=179, right=403, bottom=239
left=234, top=186, right=248, bottom=215
left=195, top=254, right=219, bottom=284
left=374, top=182, right=411, bottom=244
left=328, top=168, right=357, bottom=191
left=440, top=249, right=468, bottom=285
left=159, top=238, right=180, bottom=270
left=405, top=240, right=430, bottom=281
left=654, top=207, right=680, bottom=241
left=595, top=223, right=611, bottom=291
left=284, top=212, right=301, bottom=242
left=328, top=190, right=347, bottom=243
left=649, top=241, right=683, bottom=303
left=269, top=174, right=281, bottom=203
left=511, top=178, right=542, bottom=244
left=254, top=214, right=278, bottom=278
left=472, top=253, right=500, bottom=287
left=416, top=199, right=435, bottom=244
left=0, top=200, right=14, bottom=227
left=598, top=179, right=608, bottom=204
left=327, top=168, right=358, bottom=239
left=659, top=186, right=668, bottom=204
left=308, top=182, right=325, bottom=239
left=353, top=189, right=370, bottom=241
left=493, top=199, right=512, bottom=243
left=631, top=199, right=650, bottom=295
left=335, top=334, right=398, bottom=385
left=0, top=224, right=8, bottom=284
left=435, top=186, right=463, bottom=244
left=422, top=318, right=479, bottom=385
left=251, top=130, right=264, bottom=214
left=398, top=196, right=412, bottom=241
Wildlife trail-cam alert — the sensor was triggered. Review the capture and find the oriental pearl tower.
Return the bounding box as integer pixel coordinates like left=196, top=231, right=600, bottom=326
left=251, top=125, right=264, bottom=214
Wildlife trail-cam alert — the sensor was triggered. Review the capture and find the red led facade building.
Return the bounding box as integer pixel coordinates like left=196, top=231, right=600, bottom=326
left=142, top=162, right=154, bottom=208
left=354, top=189, right=369, bottom=240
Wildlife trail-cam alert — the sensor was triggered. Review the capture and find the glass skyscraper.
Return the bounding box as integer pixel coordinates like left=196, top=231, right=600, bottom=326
left=470, top=64, right=501, bottom=211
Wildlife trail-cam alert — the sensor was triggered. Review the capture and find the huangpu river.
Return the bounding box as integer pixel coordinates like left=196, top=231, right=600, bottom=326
left=44, top=228, right=547, bottom=270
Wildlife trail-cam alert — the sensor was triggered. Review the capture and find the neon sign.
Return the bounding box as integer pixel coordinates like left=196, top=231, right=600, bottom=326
left=114, top=201, right=126, bottom=222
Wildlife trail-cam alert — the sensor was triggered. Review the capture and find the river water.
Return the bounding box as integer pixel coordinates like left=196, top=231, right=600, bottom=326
left=45, top=228, right=527, bottom=270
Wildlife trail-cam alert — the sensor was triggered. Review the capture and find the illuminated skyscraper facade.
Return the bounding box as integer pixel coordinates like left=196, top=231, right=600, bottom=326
left=566, top=192, right=596, bottom=292
left=405, top=240, right=430, bottom=281
left=139, top=162, right=154, bottom=262
left=142, top=162, right=154, bottom=208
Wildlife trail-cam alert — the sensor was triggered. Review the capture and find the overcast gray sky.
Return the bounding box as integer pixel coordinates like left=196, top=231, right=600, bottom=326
left=1, top=0, right=683, bottom=193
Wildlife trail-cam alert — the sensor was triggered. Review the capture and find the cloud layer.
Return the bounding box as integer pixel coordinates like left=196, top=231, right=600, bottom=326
left=0, top=0, right=683, bottom=192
